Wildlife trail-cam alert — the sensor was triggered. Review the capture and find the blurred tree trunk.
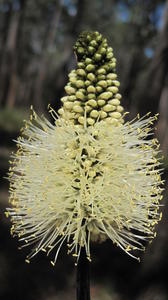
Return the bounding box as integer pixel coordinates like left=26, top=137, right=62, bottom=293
left=0, top=2, right=14, bottom=106
left=0, top=0, right=26, bottom=108
left=33, top=0, right=85, bottom=112
left=139, top=0, right=168, bottom=116
left=156, top=1, right=168, bottom=156
left=157, top=84, right=168, bottom=156
left=122, top=47, right=143, bottom=117
left=122, top=1, right=159, bottom=117
left=32, top=3, right=63, bottom=111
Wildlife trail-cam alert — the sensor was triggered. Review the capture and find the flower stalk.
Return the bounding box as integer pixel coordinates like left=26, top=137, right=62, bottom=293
left=76, top=246, right=90, bottom=300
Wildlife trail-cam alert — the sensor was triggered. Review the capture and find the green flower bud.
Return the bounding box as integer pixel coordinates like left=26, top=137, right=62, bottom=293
left=76, top=91, right=85, bottom=101
left=97, top=75, right=106, bottom=80
left=76, top=69, right=86, bottom=77
left=106, top=117, right=119, bottom=125
left=85, top=105, right=92, bottom=112
left=108, top=63, right=115, bottom=71
left=112, top=80, right=120, bottom=87
left=58, top=108, right=64, bottom=115
left=86, top=34, right=92, bottom=42
left=74, top=101, right=81, bottom=106
left=106, top=104, right=115, bottom=111
left=69, top=95, right=76, bottom=101
left=79, top=88, right=85, bottom=93
left=107, top=47, right=113, bottom=53
left=98, top=92, right=112, bottom=100
left=87, top=85, right=96, bottom=93
left=99, top=47, right=106, bottom=55
left=103, top=104, right=115, bottom=112
left=87, top=117, right=95, bottom=125
left=115, top=93, right=122, bottom=99
left=97, top=99, right=106, bottom=106
left=106, top=52, right=113, bottom=60
left=61, top=96, right=68, bottom=103
left=88, top=100, right=97, bottom=107
left=77, top=47, right=85, bottom=55
left=73, top=105, right=83, bottom=113
left=96, top=86, right=103, bottom=93
left=97, top=68, right=106, bottom=75
left=107, top=80, right=112, bottom=86
left=64, top=101, right=73, bottom=110
left=77, top=62, right=85, bottom=68
left=86, top=64, right=95, bottom=72
left=87, top=73, right=96, bottom=82
left=65, top=86, right=76, bottom=95
left=108, top=99, right=120, bottom=106
left=100, top=111, right=107, bottom=119
left=85, top=80, right=91, bottom=87
left=90, top=110, right=99, bottom=118
left=107, top=86, right=118, bottom=94
left=88, top=46, right=95, bottom=54
left=95, top=33, right=102, bottom=42
left=111, top=62, right=116, bottom=68
left=109, top=112, right=122, bottom=119
left=97, top=80, right=107, bottom=88
left=94, top=53, right=102, bottom=61
left=78, top=116, right=85, bottom=124
left=76, top=80, right=85, bottom=88
left=90, top=40, right=97, bottom=47
left=117, top=105, right=124, bottom=113
left=107, top=73, right=117, bottom=80
left=69, top=69, right=75, bottom=76
left=88, top=93, right=96, bottom=100
left=85, top=58, right=92, bottom=65
left=69, top=77, right=77, bottom=84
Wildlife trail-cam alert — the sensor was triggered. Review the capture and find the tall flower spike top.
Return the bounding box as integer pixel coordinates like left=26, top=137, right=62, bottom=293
left=7, top=31, right=164, bottom=266
left=58, top=31, right=123, bottom=126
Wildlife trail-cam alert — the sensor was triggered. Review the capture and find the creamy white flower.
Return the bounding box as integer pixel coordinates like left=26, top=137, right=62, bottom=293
left=7, top=109, right=163, bottom=265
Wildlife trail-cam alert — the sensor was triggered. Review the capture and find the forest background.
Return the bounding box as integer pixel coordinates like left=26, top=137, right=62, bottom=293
left=0, top=0, right=168, bottom=299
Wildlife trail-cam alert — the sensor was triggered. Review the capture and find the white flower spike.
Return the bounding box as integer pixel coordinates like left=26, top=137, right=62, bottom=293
left=7, top=31, right=164, bottom=265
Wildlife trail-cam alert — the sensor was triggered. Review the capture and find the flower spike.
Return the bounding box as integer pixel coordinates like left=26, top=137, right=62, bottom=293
left=6, top=31, right=164, bottom=265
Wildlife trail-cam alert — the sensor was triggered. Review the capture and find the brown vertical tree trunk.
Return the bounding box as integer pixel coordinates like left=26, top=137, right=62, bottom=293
left=0, top=3, right=14, bottom=106
left=5, top=8, right=19, bottom=108
left=32, top=0, right=85, bottom=112
left=139, top=0, right=168, bottom=116
left=32, top=3, right=62, bottom=112
left=0, top=0, right=26, bottom=108
left=154, top=0, right=168, bottom=156
left=157, top=85, right=168, bottom=156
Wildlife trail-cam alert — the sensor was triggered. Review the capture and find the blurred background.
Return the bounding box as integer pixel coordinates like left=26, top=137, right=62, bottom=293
left=0, top=0, right=168, bottom=299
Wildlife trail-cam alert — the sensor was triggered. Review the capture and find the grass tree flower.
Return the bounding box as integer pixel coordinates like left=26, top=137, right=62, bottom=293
left=6, top=31, right=164, bottom=266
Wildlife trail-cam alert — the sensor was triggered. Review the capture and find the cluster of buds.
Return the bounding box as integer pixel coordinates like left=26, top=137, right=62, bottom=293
left=58, top=31, right=124, bottom=126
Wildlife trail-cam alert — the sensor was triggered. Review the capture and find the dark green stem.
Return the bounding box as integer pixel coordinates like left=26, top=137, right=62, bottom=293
left=76, top=247, right=90, bottom=300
